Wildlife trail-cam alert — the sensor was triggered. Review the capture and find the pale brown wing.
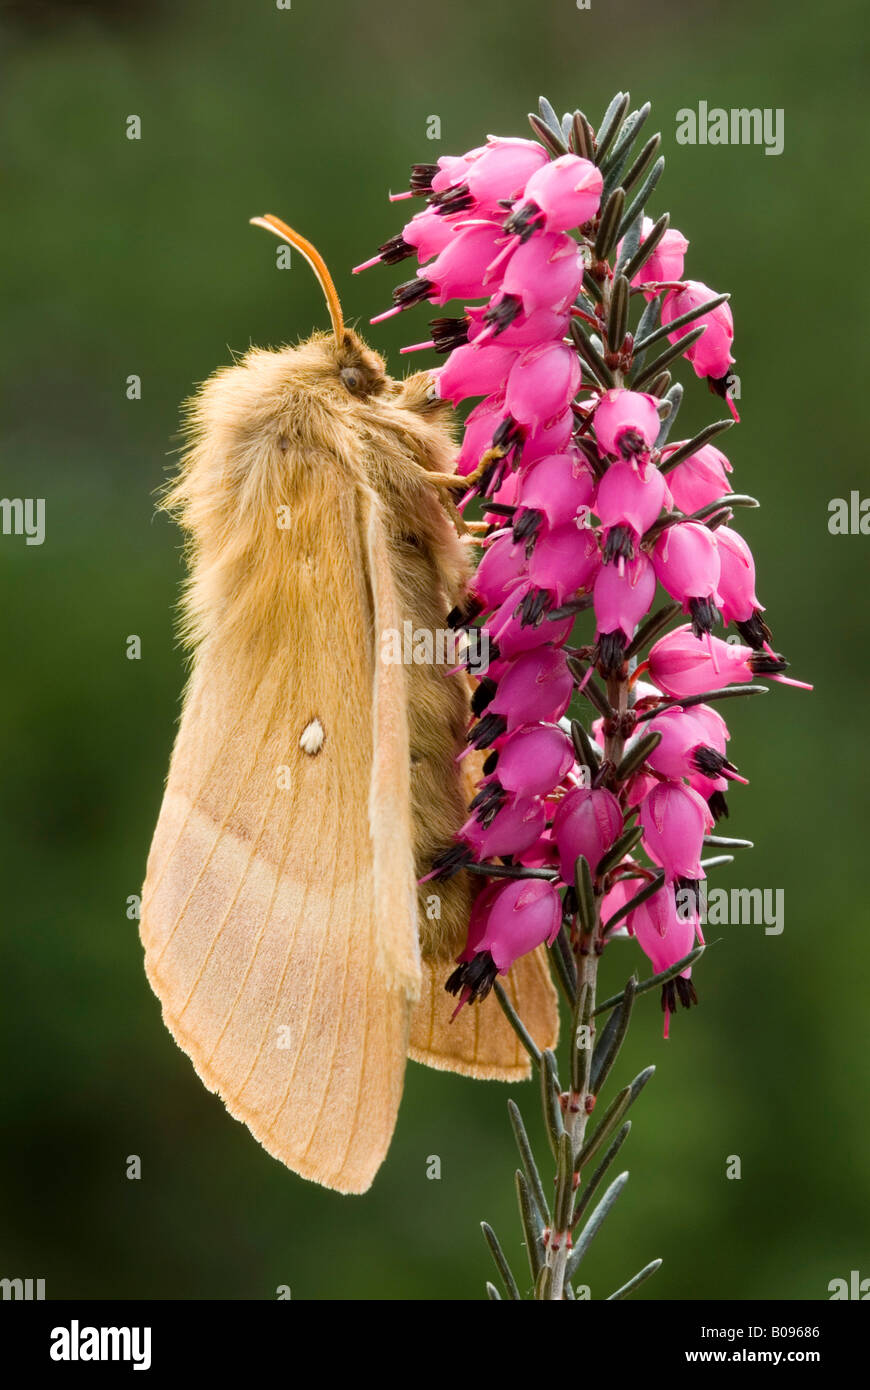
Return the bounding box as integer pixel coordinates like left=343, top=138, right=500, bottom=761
left=408, top=945, right=560, bottom=1080
left=141, top=475, right=420, bottom=1194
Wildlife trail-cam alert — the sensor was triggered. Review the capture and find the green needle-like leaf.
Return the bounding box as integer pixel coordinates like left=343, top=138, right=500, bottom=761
left=540, top=1049, right=565, bottom=1157
left=635, top=291, right=730, bottom=354
left=590, top=975, right=637, bottom=1093
left=552, top=923, right=578, bottom=1006
left=659, top=418, right=734, bottom=472
left=620, top=210, right=669, bottom=282
left=601, top=870, right=665, bottom=932
left=575, top=1085, right=633, bottom=1171
left=625, top=601, right=682, bottom=659
left=631, top=324, right=706, bottom=389
left=596, top=824, right=644, bottom=878
left=595, top=948, right=705, bottom=1015
left=607, top=1258, right=663, bottom=1300
left=571, top=716, right=602, bottom=770
left=528, top=112, right=567, bottom=157
left=567, top=656, right=615, bottom=719
left=494, top=981, right=542, bottom=1065
left=508, top=1099, right=551, bottom=1222
left=571, top=110, right=595, bottom=160
left=570, top=318, right=615, bottom=389
left=554, top=1132, right=575, bottom=1232
left=594, top=187, right=626, bottom=260
left=537, top=95, right=563, bottom=138
left=573, top=855, right=596, bottom=936
left=604, top=103, right=650, bottom=168
left=614, top=731, right=662, bottom=784
left=621, top=131, right=661, bottom=195
left=615, top=210, right=644, bottom=277
left=655, top=382, right=684, bottom=447
left=481, top=1222, right=522, bottom=1301
left=618, top=155, right=665, bottom=239
left=516, top=1170, right=544, bottom=1281
left=565, top=1172, right=630, bottom=1278
left=608, top=273, right=630, bottom=351
left=635, top=685, right=769, bottom=721
left=572, top=1121, right=632, bottom=1230
left=594, top=91, right=631, bottom=164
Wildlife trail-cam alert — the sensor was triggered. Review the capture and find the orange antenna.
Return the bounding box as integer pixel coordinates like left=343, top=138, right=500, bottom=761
left=250, top=214, right=345, bottom=344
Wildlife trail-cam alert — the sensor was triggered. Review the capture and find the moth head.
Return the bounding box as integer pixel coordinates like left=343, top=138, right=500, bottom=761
left=250, top=214, right=448, bottom=421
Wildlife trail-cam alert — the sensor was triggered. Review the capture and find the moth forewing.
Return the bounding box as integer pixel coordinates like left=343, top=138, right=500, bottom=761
left=141, top=220, right=558, bottom=1194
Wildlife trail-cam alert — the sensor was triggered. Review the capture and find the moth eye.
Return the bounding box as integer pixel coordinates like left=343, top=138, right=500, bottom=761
left=340, top=366, right=364, bottom=394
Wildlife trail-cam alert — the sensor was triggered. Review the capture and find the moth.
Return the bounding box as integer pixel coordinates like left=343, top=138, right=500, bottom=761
left=140, top=216, right=558, bottom=1193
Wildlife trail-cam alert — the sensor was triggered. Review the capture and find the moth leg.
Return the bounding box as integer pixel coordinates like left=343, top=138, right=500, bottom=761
left=420, top=445, right=507, bottom=492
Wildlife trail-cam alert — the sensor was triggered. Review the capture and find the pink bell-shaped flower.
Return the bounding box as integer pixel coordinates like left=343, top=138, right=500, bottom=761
left=487, top=646, right=574, bottom=731
left=484, top=584, right=573, bottom=658
left=630, top=884, right=698, bottom=1037
left=520, top=409, right=575, bottom=465
left=494, top=722, right=575, bottom=796
left=353, top=205, right=456, bottom=273
left=505, top=153, right=603, bottom=238
left=652, top=521, right=722, bottom=635
left=593, top=553, right=657, bottom=674
left=494, top=231, right=585, bottom=318
left=663, top=442, right=732, bottom=515
left=640, top=781, right=712, bottom=882
left=373, top=220, right=506, bottom=321
left=445, top=876, right=562, bottom=1008
left=594, top=388, right=661, bottom=459
left=647, top=625, right=807, bottom=695
left=455, top=393, right=509, bottom=475
left=661, top=280, right=734, bottom=383
left=552, top=786, right=624, bottom=884
left=505, top=342, right=582, bottom=427
left=515, top=451, right=596, bottom=532
left=469, top=301, right=571, bottom=350
left=595, top=459, right=671, bottom=562
left=460, top=792, right=547, bottom=859
left=713, top=526, right=770, bottom=649
left=434, top=342, right=518, bottom=405
left=433, top=136, right=549, bottom=217
left=526, top=524, right=601, bottom=604
left=619, top=216, right=689, bottom=298
left=471, top=530, right=528, bottom=608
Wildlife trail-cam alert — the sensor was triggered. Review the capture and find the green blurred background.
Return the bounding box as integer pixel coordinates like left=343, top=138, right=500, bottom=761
left=1, top=0, right=866, bottom=1301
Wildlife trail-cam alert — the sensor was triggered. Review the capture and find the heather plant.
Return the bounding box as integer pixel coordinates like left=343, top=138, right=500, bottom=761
left=357, top=92, right=810, bottom=1301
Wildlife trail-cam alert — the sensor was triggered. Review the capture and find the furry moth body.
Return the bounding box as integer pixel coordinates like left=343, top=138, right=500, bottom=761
left=140, top=218, right=558, bottom=1193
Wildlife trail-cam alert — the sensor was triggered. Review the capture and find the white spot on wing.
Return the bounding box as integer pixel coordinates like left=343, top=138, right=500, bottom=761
left=299, top=718, right=325, bottom=755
